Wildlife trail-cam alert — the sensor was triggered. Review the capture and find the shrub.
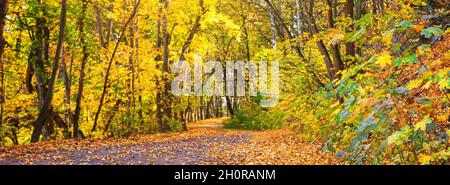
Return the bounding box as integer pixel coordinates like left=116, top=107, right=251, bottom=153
left=225, top=108, right=284, bottom=130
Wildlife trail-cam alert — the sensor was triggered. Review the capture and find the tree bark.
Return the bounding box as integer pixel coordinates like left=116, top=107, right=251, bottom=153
left=73, top=0, right=89, bottom=139
left=179, top=0, right=205, bottom=61
left=105, top=0, right=114, bottom=47
left=344, top=0, right=355, bottom=58
left=94, top=5, right=105, bottom=48
left=128, top=18, right=136, bottom=115
left=60, top=46, right=72, bottom=130
left=0, top=0, right=8, bottom=127
left=264, top=0, right=304, bottom=59
left=31, top=0, right=67, bottom=142
left=295, top=0, right=303, bottom=50
left=304, top=15, right=335, bottom=80
left=326, top=0, right=344, bottom=73
left=158, top=0, right=171, bottom=132
left=92, top=0, right=141, bottom=132
left=178, top=0, right=206, bottom=130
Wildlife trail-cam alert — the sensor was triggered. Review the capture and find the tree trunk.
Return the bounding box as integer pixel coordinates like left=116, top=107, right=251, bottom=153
left=0, top=0, right=8, bottom=127
left=105, top=0, right=114, bottom=47
left=31, top=0, right=67, bottom=142
left=344, top=0, right=355, bottom=58
left=128, top=19, right=136, bottom=115
left=60, top=46, right=72, bottom=129
left=303, top=5, right=335, bottom=81
left=73, top=0, right=89, bottom=139
left=295, top=0, right=302, bottom=49
left=159, top=0, right=171, bottom=132
left=268, top=0, right=277, bottom=49
left=94, top=5, right=105, bottom=48
left=92, top=0, right=141, bottom=132
left=326, top=0, right=344, bottom=73
left=264, top=0, right=304, bottom=58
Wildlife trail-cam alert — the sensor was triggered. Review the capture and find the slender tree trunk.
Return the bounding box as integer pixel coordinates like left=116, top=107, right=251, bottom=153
left=158, top=0, right=171, bottom=131
left=344, top=0, right=355, bottom=58
left=94, top=5, right=105, bottom=48
left=303, top=4, right=335, bottom=81
left=31, top=0, right=67, bottom=142
left=128, top=19, right=136, bottom=115
left=264, top=0, right=304, bottom=58
left=60, top=46, right=72, bottom=129
left=133, top=14, right=143, bottom=125
left=182, top=96, right=190, bottom=130
left=295, top=0, right=302, bottom=49
left=276, top=0, right=284, bottom=40
left=268, top=0, right=277, bottom=49
left=326, top=0, right=344, bottom=73
left=30, top=0, right=48, bottom=139
left=92, top=0, right=141, bottom=132
left=200, top=96, right=204, bottom=120
left=177, top=0, right=205, bottom=130
left=105, top=0, right=114, bottom=47
left=103, top=99, right=122, bottom=135
left=0, top=0, right=8, bottom=127
left=310, top=24, right=334, bottom=80
left=355, top=0, right=362, bottom=57
left=73, top=0, right=89, bottom=139
left=206, top=96, right=212, bottom=118
left=214, top=96, right=219, bottom=117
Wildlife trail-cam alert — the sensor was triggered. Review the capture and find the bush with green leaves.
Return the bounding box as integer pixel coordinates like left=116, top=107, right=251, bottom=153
left=167, top=119, right=185, bottom=132
left=225, top=107, right=284, bottom=130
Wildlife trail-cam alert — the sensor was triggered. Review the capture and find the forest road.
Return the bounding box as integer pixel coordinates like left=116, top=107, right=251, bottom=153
left=0, top=118, right=340, bottom=164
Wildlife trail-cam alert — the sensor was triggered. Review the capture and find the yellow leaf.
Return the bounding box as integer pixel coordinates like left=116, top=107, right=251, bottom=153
left=375, top=52, right=392, bottom=68
left=406, top=79, right=422, bottom=90
left=418, top=154, right=433, bottom=165
left=382, top=31, right=393, bottom=46
left=414, top=115, right=431, bottom=132
left=438, top=78, right=449, bottom=89
left=437, top=115, right=447, bottom=122
left=423, top=80, right=432, bottom=89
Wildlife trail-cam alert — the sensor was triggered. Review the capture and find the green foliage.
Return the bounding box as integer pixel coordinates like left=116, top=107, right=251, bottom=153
left=225, top=108, right=284, bottom=131
left=288, top=2, right=450, bottom=164
left=420, top=27, right=443, bottom=39
left=168, top=119, right=185, bottom=132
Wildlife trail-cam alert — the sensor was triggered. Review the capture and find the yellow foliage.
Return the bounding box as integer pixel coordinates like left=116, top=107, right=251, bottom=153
left=418, top=154, right=433, bottom=164
left=414, top=115, right=430, bottom=132
left=382, top=31, right=393, bottom=46
left=375, top=52, right=392, bottom=68
left=406, top=79, right=422, bottom=90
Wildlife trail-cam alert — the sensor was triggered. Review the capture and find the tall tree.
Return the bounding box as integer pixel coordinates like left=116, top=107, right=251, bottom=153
left=72, top=0, right=89, bottom=139
left=326, top=0, right=344, bottom=73
left=160, top=0, right=171, bottom=131
left=91, top=0, right=141, bottom=132
left=0, top=0, right=8, bottom=127
left=178, top=0, right=206, bottom=130
left=31, top=0, right=67, bottom=142
left=264, top=0, right=304, bottom=58
left=302, top=3, right=335, bottom=81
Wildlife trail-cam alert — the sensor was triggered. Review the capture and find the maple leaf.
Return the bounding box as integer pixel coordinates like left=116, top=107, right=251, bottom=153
left=375, top=52, right=392, bottom=68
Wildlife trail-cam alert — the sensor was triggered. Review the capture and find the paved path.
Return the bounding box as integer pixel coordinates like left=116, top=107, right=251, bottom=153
left=0, top=118, right=341, bottom=165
